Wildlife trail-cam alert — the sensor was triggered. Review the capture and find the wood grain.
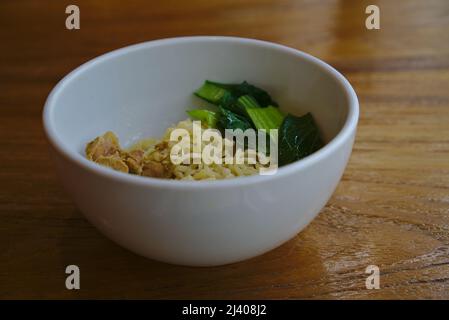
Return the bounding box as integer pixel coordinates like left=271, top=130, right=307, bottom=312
left=1, top=0, right=449, bottom=299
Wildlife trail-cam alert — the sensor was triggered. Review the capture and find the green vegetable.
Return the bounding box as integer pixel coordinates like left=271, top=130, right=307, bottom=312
left=187, top=109, right=218, bottom=128
left=192, top=80, right=324, bottom=166
left=217, top=107, right=254, bottom=132
left=231, top=81, right=278, bottom=108
left=245, top=105, right=285, bottom=131
left=194, top=81, right=228, bottom=104
left=203, top=80, right=237, bottom=92
left=278, top=113, right=323, bottom=166
left=221, top=91, right=243, bottom=116
left=244, top=106, right=284, bottom=156
left=237, top=95, right=260, bottom=110
left=194, top=80, right=278, bottom=108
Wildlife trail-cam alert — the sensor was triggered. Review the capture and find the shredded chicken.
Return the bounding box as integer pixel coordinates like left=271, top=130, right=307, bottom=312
left=125, top=149, right=144, bottom=174
left=142, top=160, right=167, bottom=178
left=85, top=131, right=121, bottom=161
left=85, top=132, right=174, bottom=178
left=96, top=155, right=129, bottom=173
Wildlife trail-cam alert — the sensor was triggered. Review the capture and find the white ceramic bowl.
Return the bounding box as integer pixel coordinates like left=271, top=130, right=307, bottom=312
left=43, top=37, right=358, bottom=266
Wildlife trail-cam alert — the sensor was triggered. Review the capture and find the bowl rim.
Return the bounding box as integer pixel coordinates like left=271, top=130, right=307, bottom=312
left=43, top=36, right=359, bottom=190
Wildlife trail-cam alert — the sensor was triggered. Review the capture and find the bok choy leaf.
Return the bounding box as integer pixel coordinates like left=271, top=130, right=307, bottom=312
left=186, top=109, right=218, bottom=128
left=245, top=105, right=285, bottom=131
left=278, top=113, right=323, bottom=166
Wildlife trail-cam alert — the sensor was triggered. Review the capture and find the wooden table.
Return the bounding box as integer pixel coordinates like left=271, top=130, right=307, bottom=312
left=1, top=0, right=449, bottom=299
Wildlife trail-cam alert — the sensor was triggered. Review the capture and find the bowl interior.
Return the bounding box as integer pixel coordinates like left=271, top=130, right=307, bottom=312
left=48, top=38, right=349, bottom=155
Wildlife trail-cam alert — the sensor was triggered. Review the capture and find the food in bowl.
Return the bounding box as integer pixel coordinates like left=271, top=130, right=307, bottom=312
left=43, top=37, right=359, bottom=266
left=85, top=80, right=323, bottom=180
